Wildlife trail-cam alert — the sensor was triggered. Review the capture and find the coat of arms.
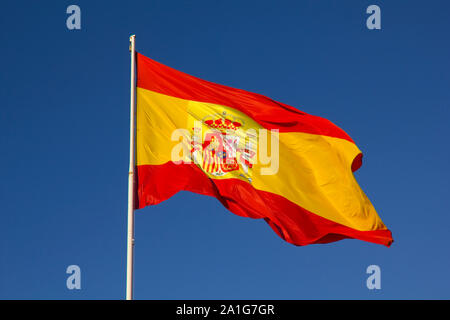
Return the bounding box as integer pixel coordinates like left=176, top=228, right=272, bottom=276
left=189, top=113, right=257, bottom=180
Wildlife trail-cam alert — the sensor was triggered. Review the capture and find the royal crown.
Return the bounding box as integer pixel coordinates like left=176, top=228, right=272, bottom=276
left=204, top=118, right=242, bottom=132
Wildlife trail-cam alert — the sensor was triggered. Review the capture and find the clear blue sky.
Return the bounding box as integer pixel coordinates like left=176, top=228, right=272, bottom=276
left=1, top=0, right=449, bottom=299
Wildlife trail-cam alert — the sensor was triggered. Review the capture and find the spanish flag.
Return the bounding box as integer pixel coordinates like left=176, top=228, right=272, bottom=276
left=135, top=52, right=393, bottom=247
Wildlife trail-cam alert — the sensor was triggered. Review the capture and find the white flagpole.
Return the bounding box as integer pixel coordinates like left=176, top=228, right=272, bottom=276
left=126, top=34, right=136, bottom=300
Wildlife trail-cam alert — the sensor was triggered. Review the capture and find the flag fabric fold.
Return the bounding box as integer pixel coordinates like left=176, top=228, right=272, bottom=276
left=134, top=52, right=393, bottom=247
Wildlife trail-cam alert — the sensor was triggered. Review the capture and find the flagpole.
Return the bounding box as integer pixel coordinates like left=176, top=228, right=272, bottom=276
left=126, top=34, right=136, bottom=300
